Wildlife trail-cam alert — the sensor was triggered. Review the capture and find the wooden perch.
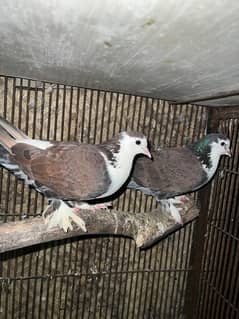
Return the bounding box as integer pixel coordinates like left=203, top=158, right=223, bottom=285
left=0, top=197, right=199, bottom=253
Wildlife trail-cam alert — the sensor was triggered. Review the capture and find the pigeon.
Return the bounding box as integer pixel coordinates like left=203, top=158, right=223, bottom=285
left=0, top=117, right=151, bottom=232
left=128, top=133, right=231, bottom=224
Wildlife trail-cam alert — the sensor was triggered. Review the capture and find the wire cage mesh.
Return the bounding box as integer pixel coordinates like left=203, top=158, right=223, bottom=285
left=1, top=74, right=237, bottom=319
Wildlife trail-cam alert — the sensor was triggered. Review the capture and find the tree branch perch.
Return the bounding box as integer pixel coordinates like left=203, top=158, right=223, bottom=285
left=0, top=197, right=199, bottom=253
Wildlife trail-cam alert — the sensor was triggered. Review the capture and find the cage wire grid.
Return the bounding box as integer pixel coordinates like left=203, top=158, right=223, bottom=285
left=0, top=74, right=215, bottom=319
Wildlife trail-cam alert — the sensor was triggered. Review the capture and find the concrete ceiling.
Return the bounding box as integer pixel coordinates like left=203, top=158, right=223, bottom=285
left=1, top=0, right=239, bottom=106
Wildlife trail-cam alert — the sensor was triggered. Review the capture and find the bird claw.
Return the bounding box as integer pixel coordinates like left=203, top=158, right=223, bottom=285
left=43, top=200, right=87, bottom=233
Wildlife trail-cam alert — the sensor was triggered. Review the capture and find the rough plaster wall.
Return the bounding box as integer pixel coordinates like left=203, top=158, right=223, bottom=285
left=1, top=0, right=239, bottom=105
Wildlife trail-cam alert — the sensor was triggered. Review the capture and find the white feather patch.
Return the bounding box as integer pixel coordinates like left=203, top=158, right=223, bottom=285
left=16, top=139, right=53, bottom=150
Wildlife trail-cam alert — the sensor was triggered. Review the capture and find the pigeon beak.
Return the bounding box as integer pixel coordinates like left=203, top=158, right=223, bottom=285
left=225, top=145, right=232, bottom=157
left=143, top=148, right=152, bottom=159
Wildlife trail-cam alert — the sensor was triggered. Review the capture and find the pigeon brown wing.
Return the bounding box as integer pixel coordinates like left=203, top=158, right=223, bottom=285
left=12, top=143, right=111, bottom=201
left=131, top=147, right=207, bottom=198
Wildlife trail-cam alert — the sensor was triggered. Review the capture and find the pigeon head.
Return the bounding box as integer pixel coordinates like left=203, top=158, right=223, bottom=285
left=191, top=133, right=231, bottom=178
left=119, top=131, right=151, bottom=159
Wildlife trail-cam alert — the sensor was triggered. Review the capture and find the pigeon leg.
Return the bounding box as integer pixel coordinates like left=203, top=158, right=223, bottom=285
left=43, top=200, right=87, bottom=233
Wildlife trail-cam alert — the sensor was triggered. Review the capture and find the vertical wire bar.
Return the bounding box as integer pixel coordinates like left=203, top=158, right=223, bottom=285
left=155, top=99, right=166, bottom=147
left=37, top=247, right=47, bottom=318
left=18, top=252, right=26, bottom=317
left=98, top=238, right=110, bottom=318
left=124, top=94, right=131, bottom=131
left=130, top=246, right=143, bottom=318
left=136, top=96, right=143, bottom=132
left=209, top=179, right=229, bottom=291
left=119, top=93, right=125, bottom=130
left=11, top=251, right=19, bottom=319
left=75, top=240, right=86, bottom=319
left=106, top=92, right=113, bottom=140
left=108, top=238, right=123, bottom=318
left=67, top=86, right=74, bottom=140
left=181, top=222, right=194, bottom=313
left=163, top=233, right=176, bottom=318
left=80, top=88, right=87, bottom=142
left=150, top=99, right=160, bottom=145
left=24, top=251, right=33, bottom=319
left=142, top=248, right=153, bottom=317
left=172, top=227, right=186, bottom=318
left=74, top=87, right=80, bottom=140
left=146, top=98, right=155, bottom=140
left=57, top=243, right=67, bottom=318
left=60, top=85, right=66, bottom=141
left=146, top=244, right=160, bottom=317
left=115, top=238, right=127, bottom=318
left=92, top=237, right=104, bottom=317
left=31, top=250, right=41, bottom=319
left=47, top=86, right=53, bottom=140
left=39, top=82, right=45, bottom=139
left=53, top=84, right=60, bottom=140
left=69, top=241, right=80, bottom=319
left=80, top=239, right=93, bottom=318
left=17, top=79, right=26, bottom=222
left=10, top=78, right=19, bottom=221
left=178, top=105, right=188, bottom=145
left=44, top=245, right=54, bottom=318
left=120, top=239, right=134, bottom=318
left=158, top=239, right=171, bottom=317
left=87, top=89, right=93, bottom=143
left=162, top=102, right=171, bottom=146
left=152, top=240, right=165, bottom=318
left=63, top=240, right=73, bottom=319
left=103, top=237, right=115, bottom=319
left=87, top=238, right=98, bottom=317
left=3, top=76, right=8, bottom=117
left=169, top=231, right=182, bottom=317
left=3, top=251, right=11, bottom=318
left=32, top=81, right=38, bottom=139
left=168, top=104, right=177, bottom=146
left=93, top=90, right=100, bottom=143
left=124, top=243, right=138, bottom=318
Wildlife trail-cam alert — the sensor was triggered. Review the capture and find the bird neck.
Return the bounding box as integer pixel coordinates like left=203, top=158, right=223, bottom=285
left=99, top=142, right=135, bottom=198
left=188, top=142, right=220, bottom=179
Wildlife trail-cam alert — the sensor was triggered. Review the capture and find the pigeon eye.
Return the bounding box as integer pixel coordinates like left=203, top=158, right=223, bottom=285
left=221, top=141, right=225, bottom=146
left=136, top=140, right=141, bottom=145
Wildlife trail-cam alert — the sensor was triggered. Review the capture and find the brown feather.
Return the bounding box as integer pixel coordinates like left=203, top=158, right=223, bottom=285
left=131, top=147, right=207, bottom=198
left=11, top=142, right=111, bottom=200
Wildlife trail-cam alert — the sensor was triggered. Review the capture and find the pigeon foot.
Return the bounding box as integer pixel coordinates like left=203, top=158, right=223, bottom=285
left=160, top=198, right=183, bottom=225
left=43, top=200, right=87, bottom=233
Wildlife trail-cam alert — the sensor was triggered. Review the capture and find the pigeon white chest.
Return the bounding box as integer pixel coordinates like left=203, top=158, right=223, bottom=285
left=99, top=147, right=134, bottom=198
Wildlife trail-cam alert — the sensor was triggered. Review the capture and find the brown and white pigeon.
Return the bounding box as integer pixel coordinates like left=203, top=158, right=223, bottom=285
left=0, top=117, right=151, bottom=232
left=128, top=134, right=231, bottom=224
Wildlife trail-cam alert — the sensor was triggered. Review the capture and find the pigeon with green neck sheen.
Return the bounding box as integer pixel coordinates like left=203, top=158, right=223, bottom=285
left=128, top=133, right=231, bottom=224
